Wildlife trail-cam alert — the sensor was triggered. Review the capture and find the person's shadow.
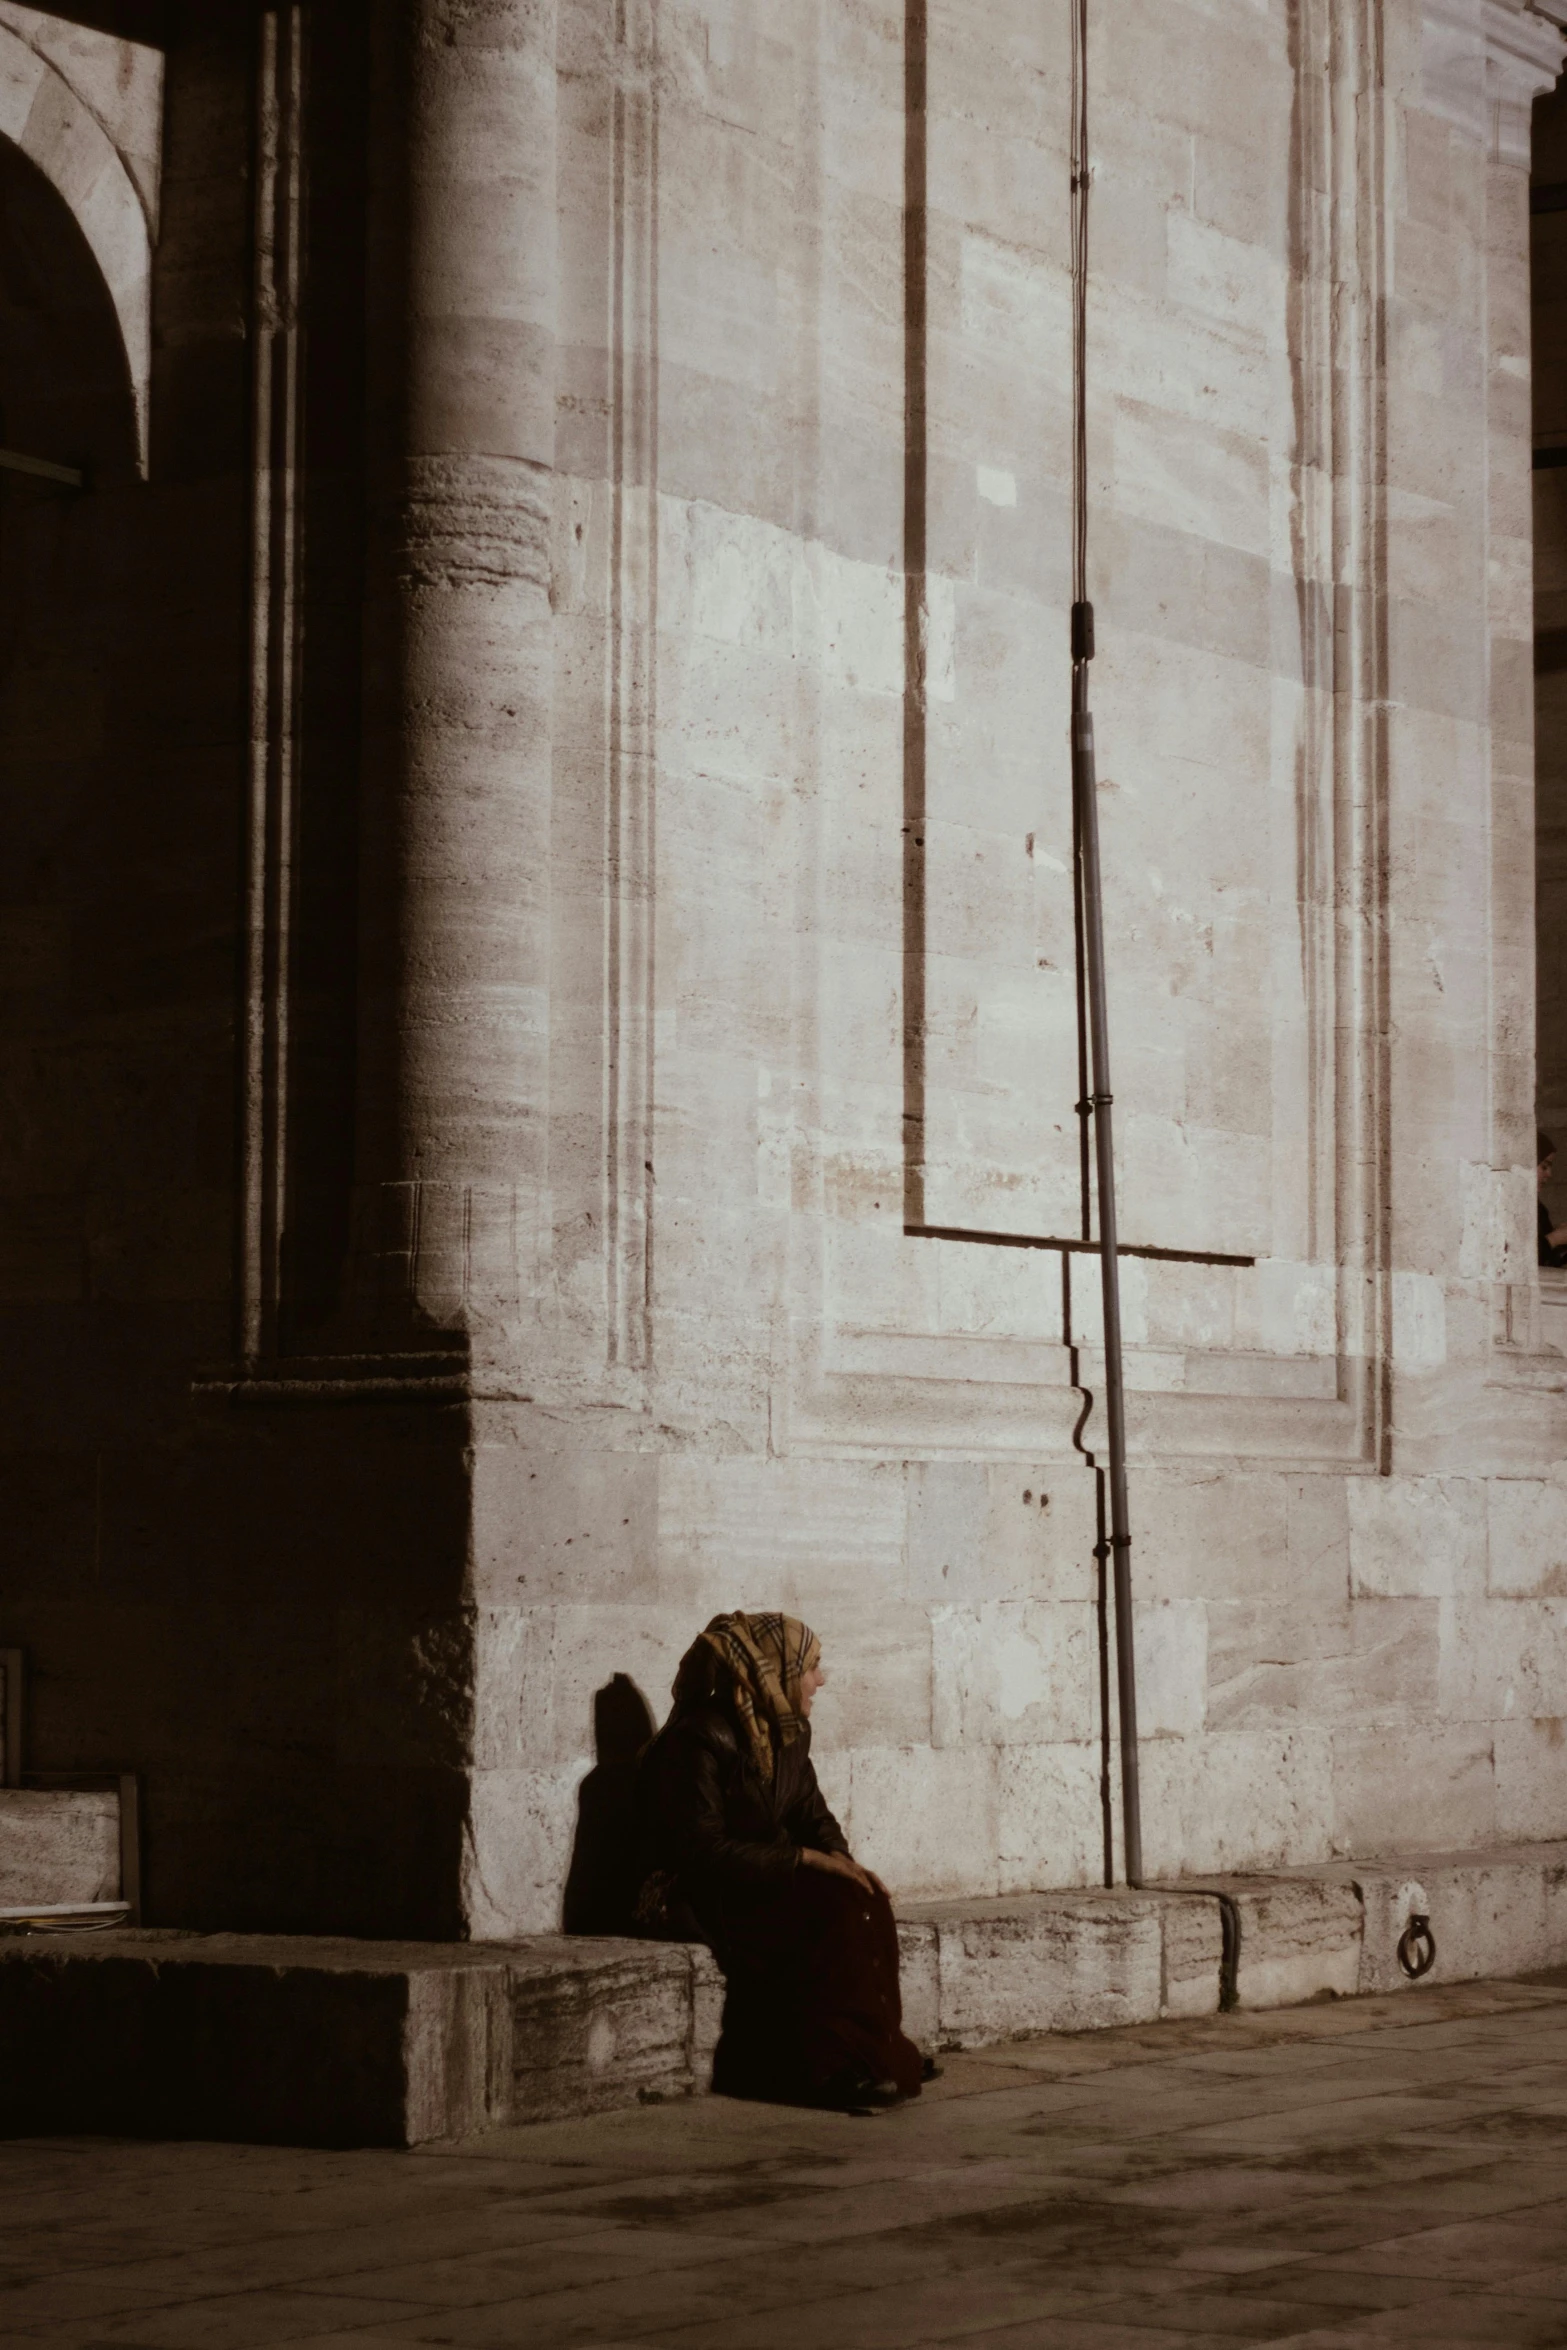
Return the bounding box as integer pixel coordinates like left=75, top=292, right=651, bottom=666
left=562, top=1673, right=656, bottom=1935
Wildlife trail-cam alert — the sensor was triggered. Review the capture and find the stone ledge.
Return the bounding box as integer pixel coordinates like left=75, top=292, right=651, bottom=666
left=3, top=1841, right=1565, bottom=2146
left=0, top=1931, right=722, bottom=2147
left=896, top=1885, right=1227, bottom=2047
left=1301, top=1840, right=1567, bottom=1994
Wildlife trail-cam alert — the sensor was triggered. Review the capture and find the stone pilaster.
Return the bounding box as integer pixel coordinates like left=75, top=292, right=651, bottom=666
left=354, top=0, right=558, bottom=1347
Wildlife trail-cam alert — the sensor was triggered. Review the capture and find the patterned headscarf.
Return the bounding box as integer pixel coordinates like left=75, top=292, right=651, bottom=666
left=688, top=1611, right=820, bottom=1786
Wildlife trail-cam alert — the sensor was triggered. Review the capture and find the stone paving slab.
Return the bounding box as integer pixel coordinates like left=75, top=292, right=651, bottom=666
left=3, top=1971, right=1567, bottom=2345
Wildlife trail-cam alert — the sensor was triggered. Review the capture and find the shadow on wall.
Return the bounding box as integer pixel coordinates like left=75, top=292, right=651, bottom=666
left=562, top=1673, right=655, bottom=1935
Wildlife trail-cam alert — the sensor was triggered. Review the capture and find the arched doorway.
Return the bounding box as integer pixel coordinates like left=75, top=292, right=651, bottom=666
left=0, top=132, right=155, bottom=1357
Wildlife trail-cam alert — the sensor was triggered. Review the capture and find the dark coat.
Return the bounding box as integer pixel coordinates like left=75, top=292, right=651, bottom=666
left=636, top=1698, right=850, bottom=1949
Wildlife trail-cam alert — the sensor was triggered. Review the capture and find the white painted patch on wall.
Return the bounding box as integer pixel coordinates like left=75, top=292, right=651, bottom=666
left=977, top=464, right=1017, bottom=508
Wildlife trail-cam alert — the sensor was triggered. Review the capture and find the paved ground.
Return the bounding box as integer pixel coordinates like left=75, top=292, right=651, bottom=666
left=5, top=1974, right=1567, bottom=2348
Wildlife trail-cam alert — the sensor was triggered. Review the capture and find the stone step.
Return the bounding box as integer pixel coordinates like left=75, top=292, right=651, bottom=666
left=2, top=1839, right=1563, bottom=2146
left=0, top=1931, right=722, bottom=2146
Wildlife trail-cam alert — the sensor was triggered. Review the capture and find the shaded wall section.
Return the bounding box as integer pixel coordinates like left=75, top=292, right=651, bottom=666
left=0, top=5, right=475, bottom=1937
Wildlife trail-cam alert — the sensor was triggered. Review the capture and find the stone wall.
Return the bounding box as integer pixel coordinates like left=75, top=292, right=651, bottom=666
left=4, top=0, right=1567, bottom=1938
left=467, top=0, right=1567, bottom=1932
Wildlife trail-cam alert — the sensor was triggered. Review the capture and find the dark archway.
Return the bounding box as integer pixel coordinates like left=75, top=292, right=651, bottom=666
left=0, top=133, right=138, bottom=483
left=0, top=135, right=170, bottom=1364
left=0, top=129, right=242, bottom=1917
left=0, top=133, right=217, bottom=1361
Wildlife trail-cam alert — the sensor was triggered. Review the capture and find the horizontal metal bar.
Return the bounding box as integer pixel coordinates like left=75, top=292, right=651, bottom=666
left=904, top=1221, right=1255, bottom=1268
left=0, top=447, right=85, bottom=487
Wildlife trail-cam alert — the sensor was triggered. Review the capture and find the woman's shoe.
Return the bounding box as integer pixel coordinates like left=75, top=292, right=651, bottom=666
left=816, top=2066, right=907, bottom=2112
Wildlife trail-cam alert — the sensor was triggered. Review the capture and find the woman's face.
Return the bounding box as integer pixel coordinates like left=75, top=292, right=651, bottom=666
left=1542, top=1155, right=1557, bottom=1195
left=798, top=1659, right=826, bottom=1717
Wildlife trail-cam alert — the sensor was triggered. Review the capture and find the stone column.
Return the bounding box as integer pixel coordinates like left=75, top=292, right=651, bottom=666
left=355, top=0, right=557, bottom=1346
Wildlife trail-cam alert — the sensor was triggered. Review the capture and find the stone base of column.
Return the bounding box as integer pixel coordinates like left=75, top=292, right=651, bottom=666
left=339, top=1180, right=531, bottom=1351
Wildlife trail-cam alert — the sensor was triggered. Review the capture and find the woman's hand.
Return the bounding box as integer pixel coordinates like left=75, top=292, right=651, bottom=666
left=800, top=1847, right=887, bottom=1898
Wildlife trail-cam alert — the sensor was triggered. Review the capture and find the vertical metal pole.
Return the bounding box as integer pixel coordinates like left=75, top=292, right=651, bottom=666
left=1071, top=651, right=1142, bottom=1886
left=1070, top=0, right=1140, bottom=1884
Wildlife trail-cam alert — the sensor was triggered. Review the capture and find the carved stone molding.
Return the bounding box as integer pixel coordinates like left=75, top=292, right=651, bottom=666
left=1423, top=0, right=1564, bottom=165
left=241, top=4, right=307, bottom=1361
left=602, top=0, right=660, bottom=1378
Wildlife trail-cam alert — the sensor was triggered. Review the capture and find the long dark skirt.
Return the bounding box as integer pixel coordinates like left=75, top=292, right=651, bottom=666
left=709, top=1869, right=924, bottom=2104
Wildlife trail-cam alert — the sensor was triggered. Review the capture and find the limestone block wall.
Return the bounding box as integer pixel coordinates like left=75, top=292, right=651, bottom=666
left=465, top=0, right=1567, bottom=1933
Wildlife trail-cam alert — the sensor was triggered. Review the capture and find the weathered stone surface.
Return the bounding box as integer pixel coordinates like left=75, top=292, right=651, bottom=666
left=9, top=1845, right=1567, bottom=2144
left=0, top=1931, right=717, bottom=2146
left=1330, top=1723, right=1499, bottom=1855
left=995, top=1741, right=1106, bottom=1894
left=1495, top=1713, right=1567, bottom=1840
left=509, top=1939, right=711, bottom=2123
left=1142, top=1726, right=1336, bottom=1880
left=691, top=1946, right=725, bottom=2073
left=907, top=1891, right=1169, bottom=2045
left=896, top=1920, right=941, bottom=2049
left=1186, top=1874, right=1363, bottom=2010
left=1486, top=1476, right=1567, bottom=1596
left=1158, top=1891, right=1225, bottom=2020
left=1347, top=1476, right=1488, bottom=1600
left=1320, top=1842, right=1567, bottom=1995
left=0, top=1789, right=118, bottom=1907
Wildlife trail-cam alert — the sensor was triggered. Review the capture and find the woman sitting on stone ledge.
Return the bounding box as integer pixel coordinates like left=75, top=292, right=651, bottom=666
left=634, top=1610, right=925, bottom=2112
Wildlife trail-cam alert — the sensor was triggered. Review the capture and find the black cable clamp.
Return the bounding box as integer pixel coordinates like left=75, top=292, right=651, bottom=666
left=1396, top=1913, right=1436, bottom=1980
left=1071, top=600, right=1095, bottom=661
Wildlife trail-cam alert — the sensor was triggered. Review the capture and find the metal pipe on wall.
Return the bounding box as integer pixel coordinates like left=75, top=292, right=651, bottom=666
left=1069, top=0, right=1143, bottom=1887
left=1070, top=640, right=1142, bottom=1887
